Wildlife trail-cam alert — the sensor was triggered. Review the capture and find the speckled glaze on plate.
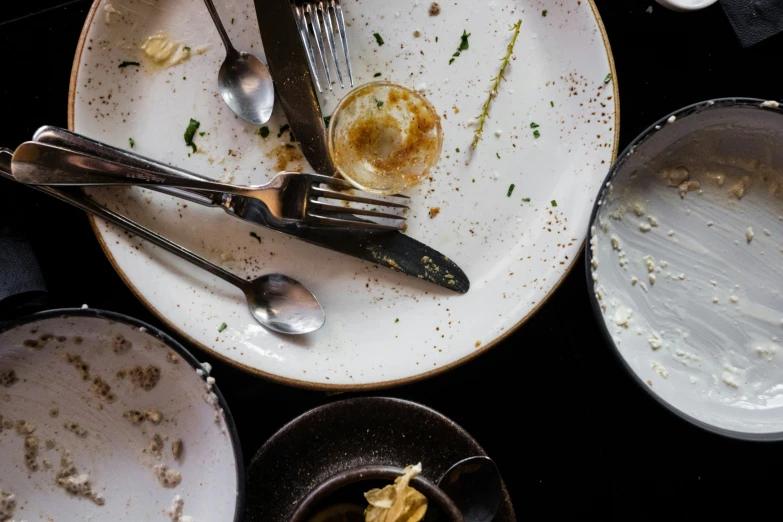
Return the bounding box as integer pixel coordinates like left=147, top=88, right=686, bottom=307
left=243, top=397, right=516, bottom=522
left=0, top=309, right=242, bottom=521
left=69, top=0, right=619, bottom=388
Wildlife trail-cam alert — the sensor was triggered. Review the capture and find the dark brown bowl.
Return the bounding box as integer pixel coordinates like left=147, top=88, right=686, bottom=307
left=289, top=465, right=465, bottom=522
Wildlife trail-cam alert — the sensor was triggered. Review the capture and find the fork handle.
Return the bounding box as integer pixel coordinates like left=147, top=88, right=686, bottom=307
left=0, top=147, right=249, bottom=291
left=33, top=126, right=221, bottom=208
left=12, top=141, right=259, bottom=197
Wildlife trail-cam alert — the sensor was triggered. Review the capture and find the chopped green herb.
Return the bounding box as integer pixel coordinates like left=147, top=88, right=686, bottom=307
left=184, top=118, right=200, bottom=153
left=278, top=124, right=290, bottom=138
left=323, top=115, right=332, bottom=127
left=183, top=46, right=191, bottom=52
left=375, top=98, right=384, bottom=108
left=128, top=138, right=135, bottom=148
left=183, top=76, right=187, bottom=80
left=435, top=36, right=439, bottom=42
left=374, top=33, right=384, bottom=46
left=533, top=129, right=541, bottom=139
left=199, top=131, right=206, bottom=137
left=507, top=183, right=515, bottom=197
left=258, top=126, right=270, bottom=138
left=472, top=178, right=475, bottom=183
left=218, top=322, right=227, bottom=332
left=496, top=152, right=500, bottom=159
left=118, top=61, right=140, bottom=68
left=231, top=17, right=235, bottom=24
left=449, top=30, right=471, bottom=64
left=550, top=101, right=554, bottom=107
left=542, top=9, right=548, bottom=16
left=530, top=122, right=540, bottom=128
left=604, top=73, right=612, bottom=84
left=522, top=197, right=531, bottom=202
left=551, top=199, right=558, bottom=207
left=395, top=318, right=399, bottom=323
left=374, top=72, right=382, bottom=77
left=228, top=149, right=233, bottom=155
left=250, top=232, right=261, bottom=243
left=456, top=148, right=460, bottom=153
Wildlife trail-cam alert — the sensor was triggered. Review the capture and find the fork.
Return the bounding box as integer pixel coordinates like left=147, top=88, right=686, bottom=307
left=291, top=0, right=353, bottom=92
left=11, top=141, right=408, bottom=231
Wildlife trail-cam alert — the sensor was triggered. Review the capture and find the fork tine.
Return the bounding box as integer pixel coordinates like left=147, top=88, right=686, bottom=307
left=305, top=3, right=333, bottom=90
left=309, top=200, right=407, bottom=221
left=332, top=0, right=354, bottom=86
left=307, top=213, right=405, bottom=231
left=311, top=186, right=410, bottom=209
left=291, top=1, right=323, bottom=93
left=318, top=1, right=343, bottom=88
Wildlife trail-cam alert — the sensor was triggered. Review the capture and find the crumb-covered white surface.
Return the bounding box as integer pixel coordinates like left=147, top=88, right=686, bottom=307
left=0, top=315, right=238, bottom=520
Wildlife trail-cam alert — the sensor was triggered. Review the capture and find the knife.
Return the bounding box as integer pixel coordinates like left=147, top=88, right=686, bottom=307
left=255, top=0, right=337, bottom=177
left=30, top=127, right=470, bottom=293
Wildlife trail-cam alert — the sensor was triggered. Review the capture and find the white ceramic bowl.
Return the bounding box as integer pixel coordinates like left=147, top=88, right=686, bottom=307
left=587, top=99, right=783, bottom=439
left=0, top=309, right=243, bottom=520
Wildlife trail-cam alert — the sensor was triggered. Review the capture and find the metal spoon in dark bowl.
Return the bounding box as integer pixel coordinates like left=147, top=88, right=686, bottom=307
left=203, top=0, right=274, bottom=125
left=439, top=456, right=502, bottom=522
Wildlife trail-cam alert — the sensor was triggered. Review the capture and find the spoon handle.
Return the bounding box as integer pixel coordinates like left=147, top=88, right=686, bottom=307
left=0, top=147, right=248, bottom=292
left=202, top=0, right=236, bottom=53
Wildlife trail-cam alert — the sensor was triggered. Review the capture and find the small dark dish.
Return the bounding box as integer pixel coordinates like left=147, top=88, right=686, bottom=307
left=244, top=397, right=515, bottom=522
left=289, top=465, right=465, bottom=522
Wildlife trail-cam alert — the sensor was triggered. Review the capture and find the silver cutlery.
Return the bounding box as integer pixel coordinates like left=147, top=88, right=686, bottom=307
left=32, top=126, right=470, bottom=293
left=11, top=141, right=408, bottom=231
left=291, top=0, right=354, bottom=92
left=0, top=148, right=325, bottom=335
left=204, top=0, right=275, bottom=124
left=256, top=0, right=337, bottom=176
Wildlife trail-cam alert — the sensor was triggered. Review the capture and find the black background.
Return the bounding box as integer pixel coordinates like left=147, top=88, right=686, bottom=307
left=3, top=1, right=783, bottom=519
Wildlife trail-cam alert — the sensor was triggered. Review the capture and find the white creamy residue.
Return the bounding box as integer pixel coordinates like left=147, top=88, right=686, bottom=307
left=141, top=33, right=191, bottom=67
left=591, top=115, right=783, bottom=433
left=167, top=495, right=194, bottom=522
left=0, top=489, right=16, bottom=522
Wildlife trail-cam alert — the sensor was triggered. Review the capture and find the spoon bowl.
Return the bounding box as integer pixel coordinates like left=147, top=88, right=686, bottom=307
left=438, top=456, right=502, bottom=522
left=203, top=0, right=275, bottom=124
left=219, top=51, right=275, bottom=125
left=245, top=274, right=325, bottom=335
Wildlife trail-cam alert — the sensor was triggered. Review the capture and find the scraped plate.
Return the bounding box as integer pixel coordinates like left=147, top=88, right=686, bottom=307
left=69, top=0, right=618, bottom=388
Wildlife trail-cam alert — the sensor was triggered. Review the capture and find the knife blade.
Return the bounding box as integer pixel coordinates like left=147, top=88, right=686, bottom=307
left=255, top=0, right=337, bottom=177
left=32, top=127, right=470, bottom=293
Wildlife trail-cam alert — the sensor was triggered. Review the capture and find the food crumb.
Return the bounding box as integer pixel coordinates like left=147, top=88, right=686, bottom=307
left=123, top=410, right=146, bottom=425
left=64, top=421, right=88, bottom=438
left=149, top=434, right=165, bottom=457
left=746, top=227, right=754, bottom=243
left=172, top=439, right=183, bottom=460
left=0, top=370, right=18, bottom=388
left=112, top=334, right=132, bottom=354
left=166, top=352, right=179, bottom=364
left=474, top=340, right=481, bottom=348
left=429, top=207, right=441, bottom=218
left=145, top=409, right=163, bottom=425
left=50, top=407, right=59, bottom=418
left=56, top=453, right=105, bottom=506
left=155, top=465, right=183, bottom=488
left=428, top=2, right=440, bottom=15
left=24, top=435, right=40, bottom=471
left=127, top=365, right=161, bottom=391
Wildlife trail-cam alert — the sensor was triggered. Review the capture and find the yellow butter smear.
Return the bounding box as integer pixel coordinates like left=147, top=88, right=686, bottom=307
left=363, top=463, right=428, bottom=522
left=141, top=32, right=191, bottom=67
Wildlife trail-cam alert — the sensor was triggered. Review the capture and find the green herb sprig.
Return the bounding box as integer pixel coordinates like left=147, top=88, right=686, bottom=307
left=472, top=20, right=522, bottom=149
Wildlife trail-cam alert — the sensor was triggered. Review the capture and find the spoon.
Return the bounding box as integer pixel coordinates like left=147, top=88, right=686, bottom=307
left=203, top=0, right=275, bottom=125
left=0, top=146, right=323, bottom=334
left=438, top=456, right=502, bottom=522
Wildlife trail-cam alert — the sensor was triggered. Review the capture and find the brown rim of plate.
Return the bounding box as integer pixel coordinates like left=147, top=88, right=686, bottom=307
left=67, top=0, right=620, bottom=391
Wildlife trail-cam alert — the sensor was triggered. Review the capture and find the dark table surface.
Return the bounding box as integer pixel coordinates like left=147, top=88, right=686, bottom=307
left=3, top=1, right=783, bottom=519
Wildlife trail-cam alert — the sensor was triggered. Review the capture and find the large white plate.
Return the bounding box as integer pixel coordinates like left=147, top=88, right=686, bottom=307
left=69, top=0, right=618, bottom=388
left=0, top=310, right=240, bottom=520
